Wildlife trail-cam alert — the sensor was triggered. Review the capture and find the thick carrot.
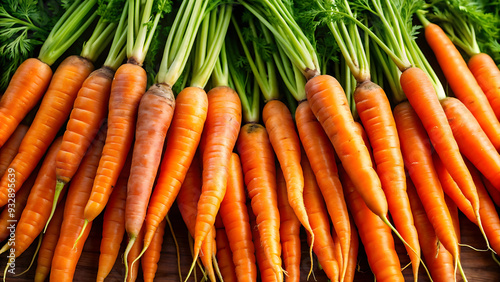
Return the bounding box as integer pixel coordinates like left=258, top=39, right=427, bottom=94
left=96, top=154, right=131, bottom=282
left=483, top=177, right=500, bottom=207
left=84, top=62, right=147, bottom=223
left=468, top=53, right=500, bottom=120
left=126, top=226, right=144, bottom=282
left=344, top=220, right=359, bottom=282
left=393, top=101, right=462, bottom=272
left=276, top=164, right=301, bottom=282
left=215, top=216, right=237, bottom=282
left=0, top=124, right=28, bottom=177
left=193, top=86, right=241, bottom=262
left=0, top=55, right=93, bottom=207
left=305, top=75, right=388, bottom=218
left=50, top=124, right=106, bottom=282
left=33, top=201, right=65, bottom=282
left=0, top=137, right=63, bottom=257
left=219, top=153, right=257, bottom=282
left=142, top=218, right=166, bottom=282
left=295, top=101, right=350, bottom=280
left=123, top=83, right=175, bottom=275
left=248, top=204, right=276, bottom=282
left=302, top=152, right=339, bottom=281
left=424, top=23, right=500, bottom=149
left=236, top=123, right=282, bottom=281
left=144, top=86, right=208, bottom=250
left=0, top=58, right=52, bottom=147
left=406, top=177, right=456, bottom=282
left=262, top=100, right=314, bottom=251
left=339, top=165, right=403, bottom=282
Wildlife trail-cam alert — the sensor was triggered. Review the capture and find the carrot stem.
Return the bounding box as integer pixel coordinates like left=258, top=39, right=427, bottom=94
left=44, top=181, right=65, bottom=232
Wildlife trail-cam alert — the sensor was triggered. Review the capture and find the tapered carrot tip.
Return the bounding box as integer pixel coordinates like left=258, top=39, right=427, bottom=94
left=44, top=180, right=66, bottom=232
left=73, top=220, right=89, bottom=250
left=123, top=236, right=136, bottom=282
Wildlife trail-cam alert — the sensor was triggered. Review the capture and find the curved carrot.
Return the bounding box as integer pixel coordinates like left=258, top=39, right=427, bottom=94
left=236, top=123, right=282, bottom=281
left=219, top=153, right=256, bottom=282
left=33, top=201, right=65, bottom=282
left=483, top=177, right=500, bottom=207
left=0, top=58, right=52, bottom=147
left=0, top=124, right=28, bottom=177
left=142, top=218, right=166, bottom=282
left=305, top=74, right=388, bottom=218
left=263, top=100, right=314, bottom=255
left=302, top=152, right=339, bottom=281
left=295, top=101, right=350, bottom=280
left=248, top=203, right=276, bottom=282
left=440, top=97, right=500, bottom=190
left=84, top=62, right=147, bottom=224
left=468, top=53, right=500, bottom=120
left=344, top=220, right=359, bottom=282
left=144, top=86, right=208, bottom=251
left=193, top=86, right=241, bottom=263
left=424, top=23, right=500, bottom=149
left=50, top=124, right=106, bottom=282
left=0, top=55, right=94, bottom=207
left=215, top=216, right=237, bottom=282
left=277, top=164, right=301, bottom=282
left=96, top=154, right=131, bottom=282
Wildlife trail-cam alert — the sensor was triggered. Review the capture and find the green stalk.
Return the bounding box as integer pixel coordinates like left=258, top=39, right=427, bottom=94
left=103, top=1, right=129, bottom=71
left=80, top=18, right=118, bottom=62
left=38, top=0, right=98, bottom=65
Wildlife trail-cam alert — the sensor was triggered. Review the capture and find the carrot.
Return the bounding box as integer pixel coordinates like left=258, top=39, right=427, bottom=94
left=339, top=165, right=403, bottom=282
left=262, top=99, right=314, bottom=254
left=295, top=101, right=350, bottom=280
left=423, top=22, right=500, bottom=150
left=305, top=75, right=388, bottom=219
left=0, top=124, right=28, bottom=177
left=219, top=153, right=257, bottom=282
left=0, top=55, right=94, bottom=207
left=445, top=194, right=460, bottom=246
left=142, top=218, right=166, bottom=282
left=236, top=123, right=283, bottom=281
left=248, top=203, right=276, bottom=282
left=0, top=137, right=63, bottom=257
left=96, top=153, right=131, bottom=282
left=302, top=152, right=339, bottom=282
left=393, top=101, right=463, bottom=275
left=49, top=124, right=106, bottom=282
left=215, top=216, right=237, bottom=282
left=344, top=220, right=359, bottom=282
left=482, top=177, right=500, bottom=207
left=468, top=53, right=500, bottom=120
left=276, top=164, right=301, bottom=282
left=407, top=177, right=456, bottom=282
left=126, top=226, right=144, bottom=282
left=193, top=86, right=241, bottom=264
left=33, top=201, right=65, bottom=282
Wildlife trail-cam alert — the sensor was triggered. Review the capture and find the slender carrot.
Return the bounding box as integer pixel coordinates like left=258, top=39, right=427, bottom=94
left=126, top=226, right=144, bottom=282
left=50, top=124, right=106, bottom=282
left=248, top=203, right=276, bottom=282
left=295, top=101, right=350, bottom=280
left=445, top=194, right=460, bottom=246
left=482, top=177, right=500, bottom=207
left=215, top=216, right=237, bottom=282
left=302, top=152, right=339, bottom=282
left=142, top=218, right=166, bottom=282
left=276, top=164, right=301, bottom=282
left=33, top=201, right=65, bottom=282
left=236, top=123, right=282, bottom=281
left=219, top=153, right=256, bottom=282
left=468, top=53, right=500, bottom=119
left=96, top=154, right=131, bottom=282
left=0, top=124, right=28, bottom=177
left=344, top=220, right=359, bottom=282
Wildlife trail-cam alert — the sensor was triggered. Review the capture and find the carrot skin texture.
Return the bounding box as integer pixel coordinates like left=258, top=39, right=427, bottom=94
left=236, top=123, right=282, bottom=281
left=126, top=83, right=175, bottom=237
left=0, top=58, right=52, bottom=147
left=144, top=86, right=208, bottom=247
left=295, top=101, right=350, bottom=279
left=468, top=53, right=500, bottom=120
left=96, top=154, right=131, bottom=282
left=194, top=86, right=242, bottom=259
left=305, top=75, right=387, bottom=217
left=142, top=218, right=166, bottom=282
left=344, top=220, right=359, bottom=282
left=0, top=124, right=28, bottom=177
left=424, top=23, right=500, bottom=149
left=0, top=56, right=93, bottom=206
left=393, top=101, right=460, bottom=260
left=126, top=226, right=144, bottom=282
left=85, top=63, right=147, bottom=222
left=56, top=67, right=113, bottom=184
left=33, top=200, right=65, bottom=282
left=483, top=177, right=500, bottom=207
left=220, top=153, right=257, bottom=282
left=215, top=218, right=238, bottom=282
left=441, top=97, right=500, bottom=190
left=276, top=165, right=301, bottom=282
left=49, top=124, right=106, bottom=282
left=340, top=166, right=404, bottom=282
left=248, top=204, right=277, bottom=282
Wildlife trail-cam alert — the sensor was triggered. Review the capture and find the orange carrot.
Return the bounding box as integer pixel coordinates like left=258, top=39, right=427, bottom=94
left=344, top=220, right=359, bottom=282
left=219, top=153, right=257, bottom=282
left=126, top=226, right=144, bottom=282
left=468, top=53, right=500, bottom=120
left=0, top=124, right=28, bottom=177
left=142, top=218, right=166, bottom=282
left=215, top=216, right=237, bottom=282
left=248, top=203, right=276, bottom=282
left=482, top=177, right=500, bottom=207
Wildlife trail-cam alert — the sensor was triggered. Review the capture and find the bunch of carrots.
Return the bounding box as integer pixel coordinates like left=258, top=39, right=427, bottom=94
left=0, top=0, right=499, bottom=281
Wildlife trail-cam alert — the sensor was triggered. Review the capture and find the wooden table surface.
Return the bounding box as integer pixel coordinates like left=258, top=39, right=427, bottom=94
left=0, top=201, right=499, bottom=282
